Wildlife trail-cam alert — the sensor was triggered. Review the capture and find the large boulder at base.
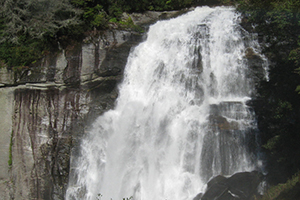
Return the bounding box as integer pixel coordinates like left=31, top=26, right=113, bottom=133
left=198, top=171, right=264, bottom=200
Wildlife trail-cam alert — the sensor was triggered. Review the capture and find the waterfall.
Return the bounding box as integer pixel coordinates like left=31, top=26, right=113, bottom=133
left=66, top=6, right=267, bottom=200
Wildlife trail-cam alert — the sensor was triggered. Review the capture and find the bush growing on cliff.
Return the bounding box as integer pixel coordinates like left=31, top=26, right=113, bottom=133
left=8, top=131, right=13, bottom=167
left=255, top=172, right=300, bottom=200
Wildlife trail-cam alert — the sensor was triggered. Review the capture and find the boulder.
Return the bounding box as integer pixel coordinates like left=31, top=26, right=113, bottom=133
left=199, top=171, right=263, bottom=200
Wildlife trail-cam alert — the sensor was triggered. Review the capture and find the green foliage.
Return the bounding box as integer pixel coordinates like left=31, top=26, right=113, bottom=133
left=273, top=100, right=293, bottom=120
left=92, top=13, right=108, bottom=28
left=262, top=135, right=280, bottom=151
left=289, top=47, right=300, bottom=66
left=1, top=0, right=82, bottom=43
left=290, top=48, right=300, bottom=94
left=0, top=0, right=195, bottom=70
left=296, top=85, right=300, bottom=94
left=109, top=18, right=118, bottom=23
left=70, top=0, right=194, bottom=30
left=108, top=16, right=144, bottom=33
left=0, top=35, right=48, bottom=69
left=0, top=0, right=82, bottom=69
left=255, top=172, right=300, bottom=200
left=83, top=4, right=108, bottom=29
left=71, top=0, right=87, bottom=7
left=8, top=131, right=13, bottom=167
left=119, top=17, right=144, bottom=32
left=108, top=3, right=123, bottom=18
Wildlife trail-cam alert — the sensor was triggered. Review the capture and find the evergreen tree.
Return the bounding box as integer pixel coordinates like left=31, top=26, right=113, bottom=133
left=0, top=0, right=82, bottom=44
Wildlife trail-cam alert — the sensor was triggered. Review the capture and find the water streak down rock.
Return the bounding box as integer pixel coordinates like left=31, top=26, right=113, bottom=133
left=0, top=29, right=143, bottom=200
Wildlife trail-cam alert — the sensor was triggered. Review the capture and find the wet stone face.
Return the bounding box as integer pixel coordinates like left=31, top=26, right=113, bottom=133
left=199, top=171, right=263, bottom=200
left=10, top=82, right=120, bottom=200
left=1, top=28, right=144, bottom=200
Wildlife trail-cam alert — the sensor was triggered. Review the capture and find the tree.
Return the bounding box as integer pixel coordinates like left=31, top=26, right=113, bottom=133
left=0, top=0, right=82, bottom=44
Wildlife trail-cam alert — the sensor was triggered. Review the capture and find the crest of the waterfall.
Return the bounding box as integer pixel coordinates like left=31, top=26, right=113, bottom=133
left=66, top=6, right=267, bottom=200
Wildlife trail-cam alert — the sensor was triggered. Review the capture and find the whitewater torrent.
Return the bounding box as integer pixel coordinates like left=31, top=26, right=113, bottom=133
left=66, top=6, right=267, bottom=200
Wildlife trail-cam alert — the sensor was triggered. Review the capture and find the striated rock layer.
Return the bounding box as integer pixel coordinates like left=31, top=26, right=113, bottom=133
left=0, top=9, right=190, bottom=200
left=0, top=29, right=143, bottom=200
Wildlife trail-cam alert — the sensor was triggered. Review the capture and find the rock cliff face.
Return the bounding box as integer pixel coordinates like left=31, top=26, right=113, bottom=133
left=0, top=29, right=143, bottom=200
left=0, top=9, right=190, bottom=200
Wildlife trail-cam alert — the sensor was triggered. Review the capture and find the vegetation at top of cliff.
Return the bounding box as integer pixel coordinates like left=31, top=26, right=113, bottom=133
left=8, top=130, right=13, bottom=167
left=0, top=0, right=196, bottom=70
left=0, top=0, right=83, bottom=68
left=223, top=0, right=300, bottom=186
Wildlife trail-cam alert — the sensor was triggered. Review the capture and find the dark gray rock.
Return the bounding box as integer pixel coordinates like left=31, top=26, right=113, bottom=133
left=199, top=101, right=259, bottom=182
left=207, top=175, right=227, bottom=188
left=199, top=171, right=263, bottom=200
left=193, top=193, right=203, bottom=200
left=244, top=47, right=267, bottom=86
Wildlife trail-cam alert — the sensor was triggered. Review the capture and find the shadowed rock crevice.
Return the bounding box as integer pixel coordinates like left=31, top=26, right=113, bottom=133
left=10, top=81, right=120, bottom=199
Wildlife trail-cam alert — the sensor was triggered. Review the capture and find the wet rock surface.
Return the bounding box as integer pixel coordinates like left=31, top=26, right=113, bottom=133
left=195, top=171, right=264, bottom=200
left=11, top=82, right=119, bottom=200
left=0, top=28, right=143, bottom=200
left=200, top=101, right=259, bottom=182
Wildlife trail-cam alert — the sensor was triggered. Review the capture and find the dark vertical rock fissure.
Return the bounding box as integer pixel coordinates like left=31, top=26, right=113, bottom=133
left=1, top=26, right=145, bottom=199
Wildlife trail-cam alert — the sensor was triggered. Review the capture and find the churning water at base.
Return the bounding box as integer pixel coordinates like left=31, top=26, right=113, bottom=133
left=66, top=6, right=267, bottom=200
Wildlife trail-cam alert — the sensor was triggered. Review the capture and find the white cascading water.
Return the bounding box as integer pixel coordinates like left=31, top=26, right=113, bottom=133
left=66, top=6, right=267, bottom=200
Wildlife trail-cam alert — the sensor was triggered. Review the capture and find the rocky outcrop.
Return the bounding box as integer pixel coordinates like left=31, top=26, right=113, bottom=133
left=200, top=101, right=260, bottom=182
left=0, top=67, right=14, bottom=86
left=194, top=171, right=264, bottom=200
left=0, top=87, right=14, bottom=199
left=0, top=28, right=144, bottom=200
left=9, top=30, right=143, bottom=86
left=10, top=81, right=120, bottom=200
left=244, top=47, right=268, bottom=86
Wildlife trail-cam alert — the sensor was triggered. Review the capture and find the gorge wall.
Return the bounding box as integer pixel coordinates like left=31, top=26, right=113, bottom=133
left=0, top=28, right=143, bottom=200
